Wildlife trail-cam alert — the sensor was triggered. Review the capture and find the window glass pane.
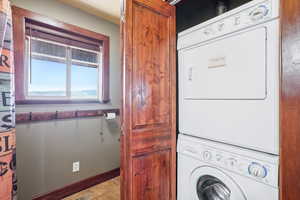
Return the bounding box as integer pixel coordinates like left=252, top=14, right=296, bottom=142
left=31, top=39, right=66, bottom=58
left=71, top=65, right=98, bottom=99
left=71, top=48, right=98, bottom=63
left=28, top=58, right=67, bottom=96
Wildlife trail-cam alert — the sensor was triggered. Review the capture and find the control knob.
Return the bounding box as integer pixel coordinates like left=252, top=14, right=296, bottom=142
left=202, top=151, right=212, bottom=161
left=248, top=162, right=267, bottom=178
left=250, top=5, right=269, bottom=21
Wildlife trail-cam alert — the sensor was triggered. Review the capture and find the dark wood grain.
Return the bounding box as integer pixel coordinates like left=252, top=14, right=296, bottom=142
left=280, top=0, right=300, bottom=199
left=12, top=6, right=110, bottom=104
left=12, top=6, right=109, bottom=41
left=132, top=2, right=170, bottom=129
left=102, top=39, right=110, bottom=103
left=32, top=168, right=120, bottom=200
left=15, top=100, right=104, bottom=104
left=121, top=0, right=176, bottom=200
left=132, top=150, right=171, bottom=200
left=12, top=6, right=25, bottom=102
left=16, top=109, right=119, bottom=123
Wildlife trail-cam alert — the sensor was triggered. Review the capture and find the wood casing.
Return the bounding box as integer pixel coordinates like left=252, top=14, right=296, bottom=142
left=280, top=0, right=300, bottom=199
left=16, top=108, right=120, bottom=123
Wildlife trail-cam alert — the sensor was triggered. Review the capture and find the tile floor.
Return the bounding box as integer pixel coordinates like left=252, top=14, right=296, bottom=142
left=63, top=176, right=120, bottom=200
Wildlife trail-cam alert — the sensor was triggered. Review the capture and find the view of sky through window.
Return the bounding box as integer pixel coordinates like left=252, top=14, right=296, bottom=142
left=71, top=64, right=98, bottom=99
left=28, top=59, right=99, bottom=98
left=27, top=36, right=101, bottom=100
left=28, top=59, right=67, bottom=96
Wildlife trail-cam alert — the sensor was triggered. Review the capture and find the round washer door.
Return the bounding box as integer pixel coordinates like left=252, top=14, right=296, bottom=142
left=190, top=166, right=246, bottom=200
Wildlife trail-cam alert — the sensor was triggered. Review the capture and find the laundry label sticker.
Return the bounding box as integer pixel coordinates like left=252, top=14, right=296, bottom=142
left=208, top=56, right=226, bottom=68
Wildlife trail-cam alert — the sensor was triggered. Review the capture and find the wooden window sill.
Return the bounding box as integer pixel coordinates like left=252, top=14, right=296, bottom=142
left=16, top=99, right=110, bottom=105
left=16, top=108, right=119, bottom=123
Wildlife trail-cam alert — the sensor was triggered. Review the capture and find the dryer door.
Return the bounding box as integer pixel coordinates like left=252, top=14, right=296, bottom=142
left=181, top=27, right=267, bottom=100
left=191, top=166, right=246, bottom=200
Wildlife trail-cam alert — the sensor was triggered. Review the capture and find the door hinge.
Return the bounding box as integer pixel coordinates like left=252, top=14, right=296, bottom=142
left=120, top=124, right=125, bottom=136
left=121, top=0, right=126, bottom=23
left=164, top=0, right=183, bottom=5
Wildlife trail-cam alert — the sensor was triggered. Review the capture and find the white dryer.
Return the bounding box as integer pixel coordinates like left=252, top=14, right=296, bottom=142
left=177, top=0, right=280, bottom=154
left=177, top=134, right=279, bottom=200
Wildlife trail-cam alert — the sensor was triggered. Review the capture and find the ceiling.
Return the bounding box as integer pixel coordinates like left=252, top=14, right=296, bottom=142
left=58, top=0, right=120, bottom=24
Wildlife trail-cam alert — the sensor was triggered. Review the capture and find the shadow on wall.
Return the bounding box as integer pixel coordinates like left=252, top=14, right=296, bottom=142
left=99, top=117, right=120, bottom=143
left=106, top=120, right=120, bottom=134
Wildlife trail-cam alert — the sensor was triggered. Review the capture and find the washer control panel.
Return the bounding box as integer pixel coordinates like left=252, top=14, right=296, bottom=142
left=179, top=140, right=279, bottom=188
left=178, top=0, right=279, bottom=50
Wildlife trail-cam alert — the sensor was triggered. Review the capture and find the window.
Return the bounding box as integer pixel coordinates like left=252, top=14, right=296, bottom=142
left=13, top=7, right=110, bottom=104
left=26, top=37, right=101, bottom=100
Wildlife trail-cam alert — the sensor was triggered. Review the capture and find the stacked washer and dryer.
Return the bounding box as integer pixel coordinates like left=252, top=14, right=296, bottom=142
left=177, top=0, right=280, bottom=199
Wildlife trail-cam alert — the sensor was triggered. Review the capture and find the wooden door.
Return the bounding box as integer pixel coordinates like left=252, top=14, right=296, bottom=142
left=280, top=0, right=300, bottom=199
left=120, top=0, right=176, bottom=200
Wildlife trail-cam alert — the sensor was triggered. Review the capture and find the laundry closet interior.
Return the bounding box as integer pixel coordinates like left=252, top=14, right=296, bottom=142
left=176, top=0, right=280, bottom=199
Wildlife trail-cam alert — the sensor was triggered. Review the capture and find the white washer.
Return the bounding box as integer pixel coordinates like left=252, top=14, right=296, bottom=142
left=177, top=134, right=279, bottom=200
left=177, top=0, right=280, bottom=154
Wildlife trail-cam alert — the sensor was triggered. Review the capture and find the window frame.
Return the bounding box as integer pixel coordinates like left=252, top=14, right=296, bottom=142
left=12, top=6, right=110, bottom=104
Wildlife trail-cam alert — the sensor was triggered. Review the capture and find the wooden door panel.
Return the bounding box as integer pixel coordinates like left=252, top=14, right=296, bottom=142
left=132, top=150, right=171, bottom=200
left=132, top=129, right=171, bottom=155
left=132, top=3, right=170, bottom=129
left=121, top=0, right=176, bottom=199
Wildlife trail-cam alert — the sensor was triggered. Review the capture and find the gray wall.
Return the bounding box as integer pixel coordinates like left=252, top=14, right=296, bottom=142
left=11, top=0, right=121, bottom=199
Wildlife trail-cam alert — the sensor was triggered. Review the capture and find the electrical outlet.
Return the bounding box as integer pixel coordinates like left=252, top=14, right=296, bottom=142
left=72, top=161, right=80, bottom=172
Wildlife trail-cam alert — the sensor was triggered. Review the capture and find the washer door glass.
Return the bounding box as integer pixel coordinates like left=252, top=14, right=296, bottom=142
left=197, top=175, right=231, bottom=200
left=190, top=166, right=246, bottom=200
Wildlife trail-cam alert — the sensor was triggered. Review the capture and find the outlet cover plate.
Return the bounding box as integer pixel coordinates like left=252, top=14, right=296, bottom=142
left=72, top=161, right=80, bottom=172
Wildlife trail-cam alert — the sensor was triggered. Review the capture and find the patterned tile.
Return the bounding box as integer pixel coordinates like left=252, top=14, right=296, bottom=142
left=64, top=177, right=120, bottom=200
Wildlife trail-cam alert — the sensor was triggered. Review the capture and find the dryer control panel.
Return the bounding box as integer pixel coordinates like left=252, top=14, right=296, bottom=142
left=178, top=0, right=280, bottom=50
left=178, top=135, right=279, bottom=188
